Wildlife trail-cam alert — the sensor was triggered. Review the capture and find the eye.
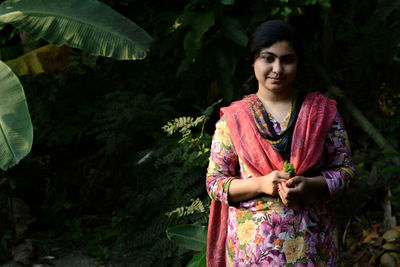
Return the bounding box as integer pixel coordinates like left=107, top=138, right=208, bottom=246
left=262, top=56, right=274, bottom=63
left=281, top=56, right=296, bottom=64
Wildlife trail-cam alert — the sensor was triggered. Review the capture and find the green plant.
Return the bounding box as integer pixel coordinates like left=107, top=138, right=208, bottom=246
left=159, top=0, right=333, bottom=101
left=0, top=61, right=32, bottom=169
left=0, top=0, right=154, bottom=263
left=0, top=0, right=153, bottom=170
left=114, top=100, right=221, bottom=266
left=166, top=224, right=207, bottom=267
left=0, top=0, right=152, bottom=60
left=283, top=160, right=296, bottom=176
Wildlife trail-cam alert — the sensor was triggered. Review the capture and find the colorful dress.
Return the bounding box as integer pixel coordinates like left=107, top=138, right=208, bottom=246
left=206, top=93, right=354, bottom=266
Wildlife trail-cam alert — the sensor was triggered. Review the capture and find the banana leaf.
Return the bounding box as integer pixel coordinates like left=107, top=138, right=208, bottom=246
left=0, top=0, right=153, bottom=60
left=6, top=44, right=71, bottom=75
left=0, top=60, right=32, bottom=170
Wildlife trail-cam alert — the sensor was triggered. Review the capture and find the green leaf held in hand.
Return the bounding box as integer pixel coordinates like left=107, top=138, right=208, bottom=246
left=283, top=160, right=296, bottom=176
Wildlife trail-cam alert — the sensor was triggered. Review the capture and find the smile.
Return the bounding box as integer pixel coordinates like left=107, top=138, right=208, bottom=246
left=268, top=77, right=283, bottom=82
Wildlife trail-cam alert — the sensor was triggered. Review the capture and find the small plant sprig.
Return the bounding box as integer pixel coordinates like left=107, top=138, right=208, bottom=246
left=283, top=160, right=296, bottom=177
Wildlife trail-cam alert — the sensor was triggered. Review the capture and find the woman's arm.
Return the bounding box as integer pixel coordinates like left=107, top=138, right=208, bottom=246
left=321, top=111, right=354, bottom=198
left=206, top=117, right=290, bottom=204
left=206, top=117, right=240, bottom=204
left=278, top=112, right=354, bottom=207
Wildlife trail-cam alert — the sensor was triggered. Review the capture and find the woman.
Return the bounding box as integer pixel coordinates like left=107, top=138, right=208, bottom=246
left=206, top=20, right=354, bottom=266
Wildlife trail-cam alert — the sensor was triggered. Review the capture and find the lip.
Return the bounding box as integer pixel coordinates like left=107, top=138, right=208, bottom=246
left=268, top=77, right=283, bottom=82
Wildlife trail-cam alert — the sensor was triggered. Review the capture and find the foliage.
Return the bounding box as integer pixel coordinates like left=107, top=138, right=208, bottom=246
left=166, top=224, right=207, bottom=252
left=0, top=60, right=32, bottom=170
left=345, top=223, right=400, bottom=266
left=283, top=160, right=296, bottom=176
left=187, top=247, right=206, bottom=267
left=158, top=0, right=332, bottom=101
left=5, top=44, right=72, bottom=75
left=0, top=0, right=153, bottom=170
left=0, top=25, right=22, bottom=61
left=162, top=116, right=206, bottom=143
left=0, top=0, right=153, bottom=60
left=0, top=0, right=153, bottom=262
left=116, top=101, right=218, bottom=266
left=167, top=224, right=207, bottom=267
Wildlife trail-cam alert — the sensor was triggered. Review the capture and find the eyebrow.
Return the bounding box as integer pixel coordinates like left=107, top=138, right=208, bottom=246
left=259, top=51, right=296, bottom=58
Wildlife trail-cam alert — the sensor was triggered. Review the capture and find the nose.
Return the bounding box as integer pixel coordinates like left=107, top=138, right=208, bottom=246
left=272, top=60, right=283, bottom=74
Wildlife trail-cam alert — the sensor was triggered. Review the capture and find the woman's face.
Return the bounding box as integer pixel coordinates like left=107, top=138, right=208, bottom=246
left=253, top=41, right=298, bottom=95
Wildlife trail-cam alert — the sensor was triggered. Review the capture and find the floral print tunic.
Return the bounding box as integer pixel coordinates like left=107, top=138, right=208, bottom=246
left=206, top=96, right=354, bottom=266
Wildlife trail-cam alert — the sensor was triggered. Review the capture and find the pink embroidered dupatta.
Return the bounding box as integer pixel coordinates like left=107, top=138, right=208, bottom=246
left=206, top=92, right=337, bottom=267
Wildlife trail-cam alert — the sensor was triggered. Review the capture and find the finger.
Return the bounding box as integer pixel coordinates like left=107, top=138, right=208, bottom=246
left=276, top=178, right=290, bottom=184
left=278, top=182, right=288, bottom=194
left=277, top=183, right=283, bottom=196
left=287, top=176, right=302, bottom=187
left=285, top=187, right=303, bottom=201
left=281, top=181, right=294, bottom=190
left=278, top=184, right=289, bottom=200
left=277, top=171, right=291, bottom=179
left=272, top=183, right=278, bottom=196
left=277, top=187, right=287, bottom=205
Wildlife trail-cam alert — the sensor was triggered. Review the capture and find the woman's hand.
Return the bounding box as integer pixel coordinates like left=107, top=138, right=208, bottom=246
left=277, top=176, right=308, bottom=208
left=258, top=171, right=291, bottom=197
left=277, top=175, right=329, bottom=207
left=228, top=171, right=291, bottom=203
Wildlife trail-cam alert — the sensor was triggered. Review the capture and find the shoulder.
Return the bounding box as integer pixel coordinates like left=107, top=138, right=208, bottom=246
left=213, top=116, right=234, bottom=144
left=303, top=91, right=337, bottom=115
left=215, top=116, right=227, bottom=129
left=330, top=111, right=346, bottom=130
left=219, top=94, right=255, bottom=118
left=304, top=91, right=337, bottom=106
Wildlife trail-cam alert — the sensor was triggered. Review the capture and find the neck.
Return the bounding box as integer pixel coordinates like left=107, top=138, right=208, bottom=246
left=256, top=88, right=295, bottom=104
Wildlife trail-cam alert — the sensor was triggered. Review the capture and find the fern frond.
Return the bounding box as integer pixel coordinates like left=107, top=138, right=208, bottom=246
left=165, top=198, right=205, bottom=218
left=162, top=116, right=193, bottom=135
left=162, top=115, right=206, bottom=144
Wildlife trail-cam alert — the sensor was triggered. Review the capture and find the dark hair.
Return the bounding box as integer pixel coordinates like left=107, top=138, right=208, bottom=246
left=243, top=20, right=303, bottom=94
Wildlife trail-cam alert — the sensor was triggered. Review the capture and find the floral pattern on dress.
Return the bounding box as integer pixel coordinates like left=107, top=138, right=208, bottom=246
left=323, top=112, right=354, bottom=199
left=206, top=107, right=354, bottom=266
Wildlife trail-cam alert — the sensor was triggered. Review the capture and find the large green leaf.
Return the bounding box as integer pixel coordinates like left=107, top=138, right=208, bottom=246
left=187, top=246, right=206, bottom=267
left=183, top=11, right=215, bottom=59
left=6, top=44, right=71, bottom=75
left=191, top=11, right=214, bottom=43
left=0, top=0, right=153, bottom=60
left=178, top=11, right=215, bottom=76
left=217, top=47, right=236, bottom=101
left=220, top=16, right=248, bottom=47
left=0, top=60, right=32, bottom=170
left=220, top=0, right=235, bottom=5
left=166, top=224, right=207, bottom=251
left=183, top=30, right=199, bottom=60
